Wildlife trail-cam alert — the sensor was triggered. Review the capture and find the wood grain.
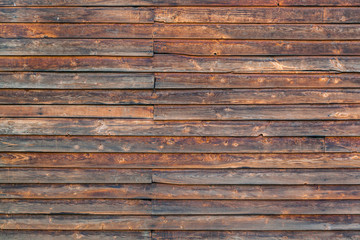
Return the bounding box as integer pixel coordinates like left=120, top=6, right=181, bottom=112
left=152, top=231, right=360, bottom=240
left=0, top=136, right=325, bottom=153
left=154, top=40, right=360, bottom=56
left=279, top=0, right=360, bottom=6
left=0, top=199, right=151, bottom=214
left=0, top=119, right=357, bottom=136
left=0, top=168, right=152, bottom=183
left=155, top=7, right=360, bottom=24
left=0, top=39, right=153, bottom=56
left=0, top=231, right=151, bottom=240
left=0, top=24, right=153, bottom=38
left=2, top=56, right=360, bottom=73
left=152, top=169, right=360, bottom=185
left=1, top=89, right=359, bottom=104
left=152, top=200, right=360, bottom=215
left=0, top=215, right=359, bottom=230
left=154, top=105, right=360, bottom=120
left=326, top=137, right=360, bottom=153
left=0, top=72, right=154, bottom=89
left=1, top=152, right=359, bottom=168
left=0, top=105, right=153, bottom=118
left=155, top=73, right=360, bottom=89
left=153, top=23, right=360, bottom=40
left=1, top=184, right=359, bottom=199
left=0, top=7, right=154, bottom=23
left=0, top=0, right=277, bottom=6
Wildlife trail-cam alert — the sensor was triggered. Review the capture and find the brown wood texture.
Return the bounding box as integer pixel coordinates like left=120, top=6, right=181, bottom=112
left=0, top=72, right=155, bottom=89
left=1, top=153, right=360, bottom=168
left=0, top=119, right=358, bottom=136
left=2, top=2, right=359, bottom=237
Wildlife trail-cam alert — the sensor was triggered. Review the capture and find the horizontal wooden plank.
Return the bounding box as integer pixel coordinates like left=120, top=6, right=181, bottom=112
left=152, top=200, right=360, bottom=215
left=0, top=72, right=154, bottom=89
left=0, top=39, right=153, bottom=56
left=279, top=0, right=360, bottom=6
left=2, top=23, right=360, bottom=40
left=0, top=136, right=325, bottom=153
left=5, top=168, right=360, bottom=185
left=1, top=153, right=359, bottom=168
left=0, top=199, right=359, bottom=215
left=0, top=215, right=360, bottom=230
left=0, top=0, right=277, bottom=6
left=154, top=104, right=360, bottom=120
left=152, top=231, right=360, bottom=240
left=0, top=7, right=154, bottom=23
left=0, top=119, right=358, bottom=136
left=2, top=184, right=359, bottom=199
left=0, top=168, right=152, bottom=183
left=326, top=137, right=360, bottom=153
left=0, top=105, right=153, bottom=118
left=2, top=89, right=359, bottom=104
left=155, top=73, right=360, bottom=89
left=155, top=7, right=360, bottom=24
left=153, top=169, right=360, bottom=185
left=2, top=55, right=360, bottom=72
left=154, top=40, right=360, bottom=56
left=153, top=24, right=360, bottom=40
left=0, top=24, right=153, bottom=38
left=0, top=231, right=151, bottom=240
left=0, top=199, right=151, bottom=214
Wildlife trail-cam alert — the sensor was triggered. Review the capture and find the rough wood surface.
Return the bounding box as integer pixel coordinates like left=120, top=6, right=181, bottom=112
left=2, top=1, right=359, bottom=236
left=0, top=39, right=154, bottom=56
left=0, top=215, right=360, bottom=230
left=0, top=136, right=325, bottom=153
left=152, top=231, right=360, bottom=240
left=0, top=7, right=154, bottom=23
left=0, top=72, right=155, bottom=89
left=153, top=24, right=360, bottom=40
left=154, top=105, right=360, bottom=120
left=155, top=7, right=360, bottom=24
left=0, top=0, right=277, bottom=6
left=155, top=73, right=360, bottom=89
left=0, top=231, right=151, bottom=240
left=1, top=89, right=359, bottom=104
left=154, top=40, right=360, bottom=56
left=1, top=153, right=359, bottom=168
left=0, top=168, right=152, bottom=183
left=0, top=105, right=153, bottom=118
left=2, top=184, right=359, bottom=199
left=0, top=119, right=357, bottom=136
left=0, top=24, right=153, bottom=38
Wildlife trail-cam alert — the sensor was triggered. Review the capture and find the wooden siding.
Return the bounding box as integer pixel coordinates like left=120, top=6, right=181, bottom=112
left=0, top=0, right=359, bottom=239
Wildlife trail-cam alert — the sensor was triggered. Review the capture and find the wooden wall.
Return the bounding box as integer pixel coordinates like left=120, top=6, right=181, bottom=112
left=0, top=0, right=360, bottom=239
